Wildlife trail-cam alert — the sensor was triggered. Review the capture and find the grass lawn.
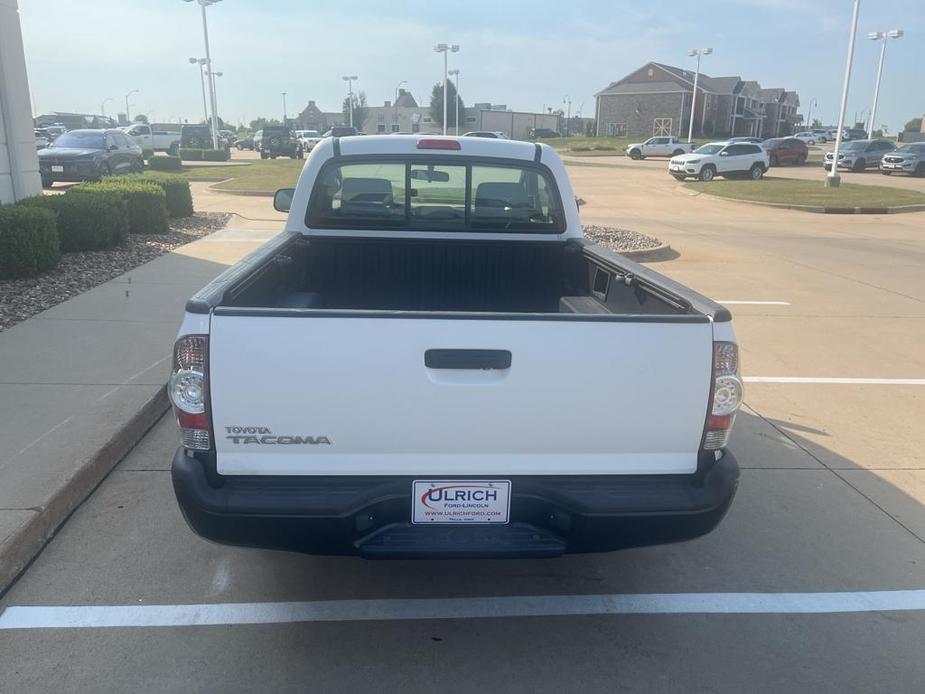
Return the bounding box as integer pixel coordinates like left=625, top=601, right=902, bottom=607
left=684, top=177, right=925, bottom=209
left=182, top=159, right=303, bottom=192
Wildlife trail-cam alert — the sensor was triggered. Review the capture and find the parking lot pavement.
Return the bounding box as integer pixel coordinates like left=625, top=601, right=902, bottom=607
left=2, top=160, right=923, bottom=693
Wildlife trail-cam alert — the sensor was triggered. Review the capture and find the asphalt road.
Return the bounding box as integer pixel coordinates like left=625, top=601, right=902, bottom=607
left=1, top=162, right=924, bottom=693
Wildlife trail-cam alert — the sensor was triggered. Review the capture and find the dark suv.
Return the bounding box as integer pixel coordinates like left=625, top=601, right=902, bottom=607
left=258, top=126, right=303, bottom=159
left=180, top=125, right=215, bottom=149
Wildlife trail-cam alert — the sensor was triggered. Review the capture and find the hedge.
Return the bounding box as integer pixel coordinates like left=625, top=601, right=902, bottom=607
left=141, top=148, right=155, bottom=160
left=18, top=191, right=127, bottom=251
left=0, top=205, right=60, bottom=278
left=148, top=155, right=183, bottom=172
left=73, top=180, right=168, bottom=234
left=118, top=172, right=193, bottom=218
left=179, top=147, right=229, bottom=162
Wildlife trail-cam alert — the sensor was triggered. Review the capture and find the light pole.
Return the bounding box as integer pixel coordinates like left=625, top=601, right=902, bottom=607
left=826, top=0, right=861, bottom=188
left=563, top=95, right=571, bottom=136
left=434, top=43, right=459, bottom=135
left=342, top=75, right=358, bottom=127
left=449, top=69, right=460, bottom=135
left=183, top=0, right=222, bottom=149
left=209, top=70, right=223, bottom=129
left=281, top=92, right=287, bottom=126
left=124, top=89, right=139, bottom=122
left=867, top=29, right=903, bottom=139
left=805, top=97, right=817, bottom=131
left=686, top=48, right=712, bottom=143
left=100, top=97, right=113, bottom=118
left=188, top=58, right=209, bottom=123
left=394, top=80, right=407, bottom=132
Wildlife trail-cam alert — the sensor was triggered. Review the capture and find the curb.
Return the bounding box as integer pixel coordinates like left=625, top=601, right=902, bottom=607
left=614, top=242, right=674, bottom=262
left=0, top=387, right=169, bottom=594
left=212, top=188, right=275, bottom=197
left=687, top=192, right=925, bottom=215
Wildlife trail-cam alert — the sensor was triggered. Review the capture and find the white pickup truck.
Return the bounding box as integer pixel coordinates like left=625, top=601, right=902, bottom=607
left=169, top=135, right=741, bottom=558
left=123, top=123, right=181, bottom=154
left=626, top=136, right=696, bottom=160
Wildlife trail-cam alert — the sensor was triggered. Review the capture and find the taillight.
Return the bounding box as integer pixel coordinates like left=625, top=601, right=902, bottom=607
left=416, top=138, right=461, bottom=150
left=169, top=334, right=211, bottom=450
left=703, top=341, right=743, bottom=450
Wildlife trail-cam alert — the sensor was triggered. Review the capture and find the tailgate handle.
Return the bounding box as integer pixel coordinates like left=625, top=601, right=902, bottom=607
left=424, top=349, right=512, bottom=370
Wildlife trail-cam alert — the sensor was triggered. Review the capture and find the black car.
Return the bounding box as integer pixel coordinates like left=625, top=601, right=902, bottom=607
left=234, top=136, right=255, bottom=150
left=322, top=126, right=358, bottom=137
left=530, top=128, right=561, bottom=139
left=258, top=126, right=303, bottom=159
left=180, top=124, right=216, bottom=149
left=37, top=129, right=142, bottom=188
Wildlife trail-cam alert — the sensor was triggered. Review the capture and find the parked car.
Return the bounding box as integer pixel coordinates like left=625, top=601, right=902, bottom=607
left=43, top=124, right=67, bottom=141
left=626, top=136, right=696, bottom=160
left=530, top=128, right=561, bottom=138
left=464, top=131, right=507, bottom=139
left=824, top=139, right=894, bottom=172
left=811, top=129, right=831, bottom=143
left=37, top=128, right=142, bottom=187
left=34, top=129, right=51, bottom=150
left=219, top=130, right=236, bottom=148
left=322, top=126, right=358, bottom=137
left=123, top=122, right=181, bottom=154
left=669, top=141, right=769, bottom=181
left=294, top=129, right=322, bottom=151
left=727, top=136, right=764, bottom=144
left=257, top=126, right=303, bottom=159
left=762, top=137, right=809, bottom=166
left=792, top=132, right=817, bottom=145
left=180, top=124, right=215, bottom=149
left=879, top=142, right=925, bottom=177
left=234, top=136, right=255, bottom=150
left=845, top=128, right=868, bottom=141
left=168, top=135, right=741, bottom=558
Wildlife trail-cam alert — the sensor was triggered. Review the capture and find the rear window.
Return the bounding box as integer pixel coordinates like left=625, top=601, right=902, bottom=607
left=307, top=158, right=565, bottom=233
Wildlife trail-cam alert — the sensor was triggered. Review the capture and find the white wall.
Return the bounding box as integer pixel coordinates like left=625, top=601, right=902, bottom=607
left=0, top=0, right=41, bottom=203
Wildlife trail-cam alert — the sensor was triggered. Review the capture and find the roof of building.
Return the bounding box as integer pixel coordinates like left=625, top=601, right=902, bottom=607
left=701, top=75, right=741, bottom=94
left=596, top=80, right=688, bottom=96
left=395, top=90, right=418, bottom=108
left=758, top=88, right=785, bottom=102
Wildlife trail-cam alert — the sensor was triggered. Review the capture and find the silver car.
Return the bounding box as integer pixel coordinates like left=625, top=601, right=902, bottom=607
left=880, top=142, right=925, bottom=177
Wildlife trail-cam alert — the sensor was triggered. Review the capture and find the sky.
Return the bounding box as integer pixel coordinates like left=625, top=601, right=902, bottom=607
left=19, top=0, right=925, bottom=132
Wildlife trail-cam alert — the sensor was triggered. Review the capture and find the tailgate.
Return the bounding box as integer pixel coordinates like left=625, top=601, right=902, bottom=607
left=209, top=316, right=713, bottom=475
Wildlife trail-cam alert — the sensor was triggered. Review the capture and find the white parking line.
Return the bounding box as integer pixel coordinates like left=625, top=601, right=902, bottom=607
left=745, top=377, right=925, bottom=385
left=2, top=590, right=925, bottom=629
left=715, top=300, right=791, bottom=306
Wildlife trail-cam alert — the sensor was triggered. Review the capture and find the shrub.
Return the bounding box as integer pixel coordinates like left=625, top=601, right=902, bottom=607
left=148, top=155, right=183, bottom=172
left=179, top=148, right=203, bottom=161
left=118, top=172, right=193, bottom=217
left=74, top=180, right=168, bottom=234
left=141, top=148, right=155, bottom=160
left=0, top=204, right=60, bottom=278
left=18, top=191, right=127, bottom=251
left=201, top=148, right=230, bottom=162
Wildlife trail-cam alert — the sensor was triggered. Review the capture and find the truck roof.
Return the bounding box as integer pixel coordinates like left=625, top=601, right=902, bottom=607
left=334, top=134, right=545, bottom=161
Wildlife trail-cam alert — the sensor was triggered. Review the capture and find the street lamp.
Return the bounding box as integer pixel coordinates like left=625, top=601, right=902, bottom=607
left=686, top=48, right=712, bottom=143
left=866, top=29, right=903, bottom=139
left=449, top=69, right=460, bottom=135
left=124, top=89, right=139, bottom=122
left=183, top=0, right=223, bottom=149
left=281, top=92, right=287, bottom=126
left=827, top=0, right=861, bottom=188
left=434, top=43, right=460, bottom=135
left=342, top=75, right=358, bottom=128
left=805, top=97, right=817, bottom=131
left=100, top=97, right=113, bottom=119
left=209, top=71, right=223, bottom=129
left=188, top=58, right=209, bottom=123
left=563, top=95, right=571, bottom=137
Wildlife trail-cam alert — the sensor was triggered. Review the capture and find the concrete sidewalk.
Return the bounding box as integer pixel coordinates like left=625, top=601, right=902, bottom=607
left=0, top=217, right=282, bottom=592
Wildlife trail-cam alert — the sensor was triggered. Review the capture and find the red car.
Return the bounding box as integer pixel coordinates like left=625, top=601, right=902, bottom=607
left=762, top=137, right=809, bottom=166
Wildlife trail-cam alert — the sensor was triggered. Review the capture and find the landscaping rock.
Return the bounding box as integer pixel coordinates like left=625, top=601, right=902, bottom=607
left=0, top=212, right=230, bottom=331
left=583, top=225, right=662, bottom=252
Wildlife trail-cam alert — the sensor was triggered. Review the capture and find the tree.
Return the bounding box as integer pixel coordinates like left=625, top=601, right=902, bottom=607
left=903, top=116, right=923, bottom=132
left=249, top=117, right=283, bottom=131
left=429, top=81, right=465, bottom=131
left=811, top=118, right=823, bottom=129
left=342, top=91, right=369, bottom=130
left=133, top=114, right=149, bottom=123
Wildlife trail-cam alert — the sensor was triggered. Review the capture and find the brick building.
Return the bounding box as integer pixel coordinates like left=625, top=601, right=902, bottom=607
left=594, top=62, right=801, bottom=139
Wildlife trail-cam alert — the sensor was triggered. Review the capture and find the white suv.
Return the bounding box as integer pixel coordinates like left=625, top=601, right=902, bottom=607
left=669, top=142, right=770, bottom=182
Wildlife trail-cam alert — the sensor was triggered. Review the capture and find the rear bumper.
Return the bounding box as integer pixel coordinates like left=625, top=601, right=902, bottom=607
left=172, top=449, right=739, bottom=559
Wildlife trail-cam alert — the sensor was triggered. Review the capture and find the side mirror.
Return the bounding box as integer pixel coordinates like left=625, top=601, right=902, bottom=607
left=108, top=144, right=118, bottom=151
left=719, top=151, right=729, bottom=156
left=273, top=188, right=295, bottom=213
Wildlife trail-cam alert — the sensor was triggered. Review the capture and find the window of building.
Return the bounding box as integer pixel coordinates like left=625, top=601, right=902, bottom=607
left=377, top=124, right=386, bottom=133
left=411, top=123, right=420, bottom=133
left=377, top=112, right=385, bottom=123
left=391, top=123, right=400, bottom=133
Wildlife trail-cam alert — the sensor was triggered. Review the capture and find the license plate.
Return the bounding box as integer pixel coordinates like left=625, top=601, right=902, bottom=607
left=51, top=165, right=64, bottom=172
left=412, top=480, right=511, bottom=524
